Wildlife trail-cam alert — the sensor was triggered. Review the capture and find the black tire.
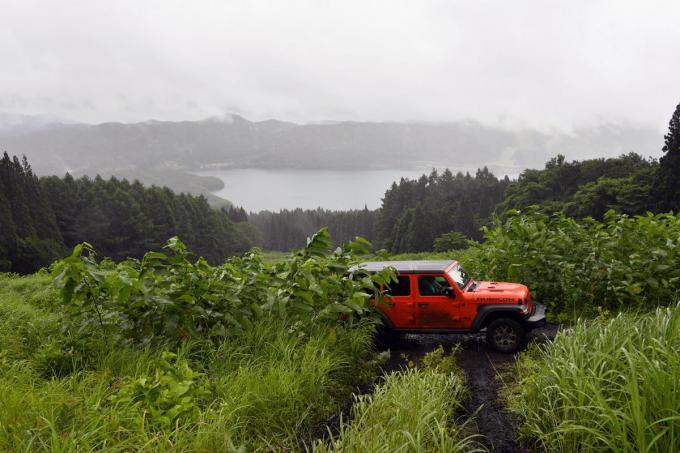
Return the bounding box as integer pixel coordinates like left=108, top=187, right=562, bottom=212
left=486, top=318, right=526, bottom=353
left=374, top=322, right=398, bottom=350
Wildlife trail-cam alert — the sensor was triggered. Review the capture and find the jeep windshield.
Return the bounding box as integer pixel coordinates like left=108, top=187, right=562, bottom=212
left=448, top=265, right=471, bottom=289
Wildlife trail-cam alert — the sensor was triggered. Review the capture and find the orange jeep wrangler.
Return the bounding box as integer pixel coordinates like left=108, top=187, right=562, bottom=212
left=361, top=260, right=546, bottom=353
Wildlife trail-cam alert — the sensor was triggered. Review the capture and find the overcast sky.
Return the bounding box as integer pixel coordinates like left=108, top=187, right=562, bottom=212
left=1, top=0, right=679, bottom=130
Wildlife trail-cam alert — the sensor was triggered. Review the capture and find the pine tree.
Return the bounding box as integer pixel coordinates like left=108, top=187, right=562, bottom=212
left=656, top=102, right=680, bottom=212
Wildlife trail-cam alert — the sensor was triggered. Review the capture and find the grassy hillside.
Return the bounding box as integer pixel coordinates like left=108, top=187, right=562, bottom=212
left=0, top=272, right=382, bottom=451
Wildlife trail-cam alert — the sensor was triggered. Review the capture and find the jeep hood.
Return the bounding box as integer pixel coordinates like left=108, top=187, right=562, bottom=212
left=469, top=281, right=529, bottom=302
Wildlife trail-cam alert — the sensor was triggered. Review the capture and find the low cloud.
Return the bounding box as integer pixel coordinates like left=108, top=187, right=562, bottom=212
left=1, top=0, right=678, bottom=130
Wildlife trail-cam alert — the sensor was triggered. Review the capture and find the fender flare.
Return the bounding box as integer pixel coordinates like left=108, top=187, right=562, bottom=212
left=471, top=304, right=525, bottom=331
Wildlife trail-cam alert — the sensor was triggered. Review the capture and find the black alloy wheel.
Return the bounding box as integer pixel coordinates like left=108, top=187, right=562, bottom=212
left=486, top=318, right=526, bottom=353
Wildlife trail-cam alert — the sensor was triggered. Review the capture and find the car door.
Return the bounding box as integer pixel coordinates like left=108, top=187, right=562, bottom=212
left=416, top=274, right=461, bottom=329
left=380, top=274, right=416, bottom=329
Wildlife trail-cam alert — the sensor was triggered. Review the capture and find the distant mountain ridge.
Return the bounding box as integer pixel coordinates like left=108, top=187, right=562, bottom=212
left=0, top=113, right=663, bottom=204
left=0, top=112, right=72, bottom=136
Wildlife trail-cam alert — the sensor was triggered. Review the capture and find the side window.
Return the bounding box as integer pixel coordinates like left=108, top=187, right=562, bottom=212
left=385, top=276, right=411, bottom=297
left=418, top=275, right=451, bottom=296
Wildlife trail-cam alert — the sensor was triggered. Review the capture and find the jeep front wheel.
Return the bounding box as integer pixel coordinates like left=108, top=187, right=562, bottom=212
left=486, top=318, right=525, bottom=353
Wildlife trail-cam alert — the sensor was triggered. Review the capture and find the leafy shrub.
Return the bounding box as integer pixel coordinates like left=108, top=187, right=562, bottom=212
left=52, top=228, right=395, bottom=345
left=465, top=209, right=680, bottom=319
left=109, top=351, right=209, bottom=428
left=508, top=305, right=680, bottom=452
left=32, top=336, right=94, bottom=378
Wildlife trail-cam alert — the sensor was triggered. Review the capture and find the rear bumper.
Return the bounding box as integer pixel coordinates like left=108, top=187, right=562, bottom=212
left=523, top=303, right=547, bottom=329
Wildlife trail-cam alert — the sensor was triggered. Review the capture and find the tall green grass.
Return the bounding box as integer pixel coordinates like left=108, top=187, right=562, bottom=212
left=0, top=273, right=381, bottom=451
left=508, top=306, right=680, bottom=452
left=0, top=273, right=61, bottom=359
left=315, top=347, right=485, bottom=453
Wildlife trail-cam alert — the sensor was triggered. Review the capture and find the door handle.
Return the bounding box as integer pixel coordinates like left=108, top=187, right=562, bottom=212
left=418, top=302, right=429, bottom=307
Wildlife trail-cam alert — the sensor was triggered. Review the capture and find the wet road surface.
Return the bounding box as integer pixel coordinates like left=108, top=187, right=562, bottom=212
left=382, top=325, right=558, bottom=452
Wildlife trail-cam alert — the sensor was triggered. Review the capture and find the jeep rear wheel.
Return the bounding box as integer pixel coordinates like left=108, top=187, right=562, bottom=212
left=486, top=318, right=526, bottom=353
left=374, top=322, right=398, bottom=350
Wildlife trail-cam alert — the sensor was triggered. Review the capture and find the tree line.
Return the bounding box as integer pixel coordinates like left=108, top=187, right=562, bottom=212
left=0, top=153, right=254, bottom=273
left=247, top=207, right=378, bottom=251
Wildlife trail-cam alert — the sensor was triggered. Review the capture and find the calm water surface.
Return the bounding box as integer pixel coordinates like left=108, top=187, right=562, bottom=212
left=197, top=168, right=431, bottom=212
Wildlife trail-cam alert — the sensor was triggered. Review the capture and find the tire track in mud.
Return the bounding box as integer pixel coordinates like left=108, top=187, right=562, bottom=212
left=457, top=344, right=525, bottom=452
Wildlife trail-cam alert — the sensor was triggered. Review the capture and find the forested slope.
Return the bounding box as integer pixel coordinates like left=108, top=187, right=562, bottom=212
left=0, top=153, right=254, bottom=273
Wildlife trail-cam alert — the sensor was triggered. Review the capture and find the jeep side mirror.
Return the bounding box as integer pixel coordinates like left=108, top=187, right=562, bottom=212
left=444, top=288, right=455, bottom=298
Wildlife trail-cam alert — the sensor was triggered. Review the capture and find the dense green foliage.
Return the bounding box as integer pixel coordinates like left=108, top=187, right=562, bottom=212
left=508, top=307, right=680, bottom=452
left=498, top=153, right=658, bottom=219
left=462, top=210, right=680, bottom=320
left=53, top=228, right=394, bottom=346
left=0, top=153, right=255, bottom=273
left=2, top=220, right=679, bottom=450
left=316, top=346, right=483, bottom=453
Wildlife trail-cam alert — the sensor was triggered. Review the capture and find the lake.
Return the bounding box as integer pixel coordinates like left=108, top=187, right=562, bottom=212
left=196, top=168, right=433, bottom=212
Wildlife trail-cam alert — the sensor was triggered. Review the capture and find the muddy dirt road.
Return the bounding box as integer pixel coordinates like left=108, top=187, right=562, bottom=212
left=305, top=325, right=557, bottom=452
left=385, top=325, right=558, bottom=453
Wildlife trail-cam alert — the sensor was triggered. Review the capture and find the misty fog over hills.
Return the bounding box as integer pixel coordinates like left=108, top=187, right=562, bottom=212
left=0, top=112, right=663, bottom=206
